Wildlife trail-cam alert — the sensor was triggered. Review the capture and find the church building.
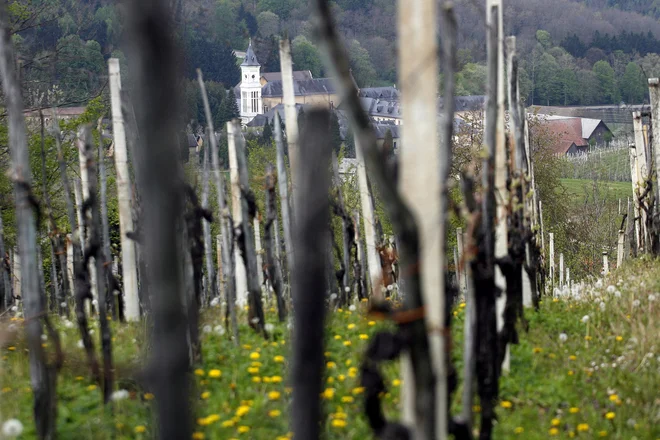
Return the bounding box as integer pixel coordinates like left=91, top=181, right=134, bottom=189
left=235, top=41, right=339, bottom=125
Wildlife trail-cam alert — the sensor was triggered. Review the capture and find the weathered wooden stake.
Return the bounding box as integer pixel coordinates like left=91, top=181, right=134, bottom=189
left=648, top=78, right=660, bottom=203
left=108, top=58, right=140, bottom=321
left=273, top=112, right=294, bottom=277
left=549, top=232, right=555, bottom=293
left=201, top=133, right=216, bottom=303
left=456, top=228, right=467, bottom=295
left=617, top=230, right=625, bottom=268
left=632, top=111, right=649, bottom=250
left=279, top=39, right=300, bottom=200
left=254, top=217, right=264, bottom=288
left=228, top=122, right=249, bottom=307
left=602, top=252, right=609, bottom=275
left=559, top=252, right=564, bottom=289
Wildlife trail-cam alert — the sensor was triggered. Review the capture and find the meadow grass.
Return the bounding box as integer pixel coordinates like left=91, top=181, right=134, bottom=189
left=1, top=258, right=659, bottom=439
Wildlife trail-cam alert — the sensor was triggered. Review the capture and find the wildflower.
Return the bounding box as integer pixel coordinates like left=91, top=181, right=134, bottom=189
left=237, top=426, right=250, bottom=434
left=247, top=367, right=259, bottom=374
left=329, top=293, right=338, bottom=301
left=201, top=391, right=211, bottom=400
left=327, top=361, right=336, bottom=369
left=548, top=428, right=559, bottom=436
left=192, top=433, right=205, bottom=439
left=632, top=299, right=640, bottom=308
left=349, top=305, right=356, bottom=312
left=343, top=340, right=352, bottom=346
left=194, top=369, right=205, bottom=376
left=551, top=418, right=560, bottom=427
left=513, top=427, right=524, bottom=434
left=249, top=352, right=260, bottom=360
left=77, top=340, right=84, bottom=348
left=87, top=384, right=97, bottom=391
left=500, top=401, right=512, bottom=409
left=208, top=369, right=222, bottom=378
left=327, top=377, right=335, bottom=384
left=615, top=336, right=623, bottom=342
left=202, top=325, right=212, bottom=333
left=368, top=321, right=376, bottom=326
left=585, top=335, right=592, bottom=341
left=210, top=297, right=220, bottom=307
left=221, top=420, right=235, bottom=428
left=569, top=355, right=577, bottom=361
left=341, top=396, right=354, bottom=403
left=649, top=294, right=656, bottom=302
left=347, top=323, right=356, bottom=330
left=568, top=370, right=574, bottom=376
left=533, top=347, right=543, bottom=354
left=559, top=333, right=568, bottom=342
left=348, top=367, right=358, bottom=378
left=581, top=315, right=590, bottom=323
left=607, top=285, right=615, bottom=293
left=392, top=379, right=401, bottom=387
left=569, top=407, right=580, bottom=414
left=144, top=393, right=155, bottom=400
left=263, top=377, right=272, bottom=383
left=331, top=419, right=347, bottom=428
left=338, top=374, right=345, bottom=382
left=268, top=391, right=281, bottom=401
left=236, top=406, right=250, bottom=417
left=599, top=431, right=608, bottom=437
left=577, top=423, right=589, bottom=432
left=322, top=388, right=335, bottom=399
left=605, top=412, right=615, bottom=420
left=264, top=323, right=275, bottom=332
left=134, top=426, right=147, bottom=433
left=252, top=377, right=262, bottom=383
left=269, top=410, right=282, bottom=418
left=608, top=394, right=618, bottom=402
left=1, top=419, right=23, bottom=437
left=274, top=355, right=285, bottom=363
left=351, top=387, right=365, bottom=395
left=111, top=389, right=129, bottom=401
left=359, top=334, right=369, bottom=340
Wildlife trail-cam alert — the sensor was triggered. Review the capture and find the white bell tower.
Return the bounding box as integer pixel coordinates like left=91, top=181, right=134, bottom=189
left=240, top=40, right=262, bottom=125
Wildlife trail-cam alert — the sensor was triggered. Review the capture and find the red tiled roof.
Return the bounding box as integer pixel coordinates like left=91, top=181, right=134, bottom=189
left=544, top=118, right=587, bottom=154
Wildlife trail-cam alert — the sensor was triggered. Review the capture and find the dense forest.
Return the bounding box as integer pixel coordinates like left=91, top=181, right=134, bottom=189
left=6, top=0, right=660, bottom=122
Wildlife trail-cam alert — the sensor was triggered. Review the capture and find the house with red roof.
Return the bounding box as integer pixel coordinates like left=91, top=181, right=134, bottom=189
left=531, top=115, right=614, bottom=155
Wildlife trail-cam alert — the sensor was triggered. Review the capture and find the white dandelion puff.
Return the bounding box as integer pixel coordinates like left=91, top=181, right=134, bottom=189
left=214, top=325, right=226, bottom=335
left=599, top=301, right=606, bottom=311
left=607, top=285, right=615, bottom=293
left=329, top=293, right=338, bottom=301
left=264, top=323, right=275, bottom=332
left=210, top=297, right=220, bottom=307
left=111, top=389, right=130, bottom=401
left=2, top=419, right=24, bottom=437
left=250, top=317, right=260, bottom=325
left=559, top=333, right=568, bottom=343
left=202, top=325, right=212, bottom=334
left=581, top=315, right=590, bottom=323
left=632, top=299, right=640, bottom=308
left=10, top=305, right=17, bottom=312
left=649, top=294, right=656, bottom=302
left=344, top=287, right=351, bottom=293
left=387, top=284, right=394, bottom=291
left=64, top=320, right=75, bottom=329
left=614, top=290, right=621, bottom=298
left=77, top=340, right=84, bottom=349
left=348, top=305, right=356, bottom=312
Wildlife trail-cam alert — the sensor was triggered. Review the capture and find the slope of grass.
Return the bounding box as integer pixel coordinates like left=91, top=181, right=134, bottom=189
left=560, top=178, right=631, bottom=205
left=1, top=258, right=659, bottom=439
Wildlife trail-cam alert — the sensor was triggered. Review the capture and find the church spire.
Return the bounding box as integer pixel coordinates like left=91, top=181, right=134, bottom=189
left=242, top=39, right=260, bottom=66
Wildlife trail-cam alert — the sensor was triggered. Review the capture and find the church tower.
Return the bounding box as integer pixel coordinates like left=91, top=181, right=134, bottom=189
left=240, top=40, right=262, bottom=125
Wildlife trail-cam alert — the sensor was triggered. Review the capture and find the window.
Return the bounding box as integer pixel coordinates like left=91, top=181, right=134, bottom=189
left=251, top=91, right=259, bottom=113
left=242, top=91, right=248, bottom=113
left=263, top=105, right=269, bottom=113
left=330, top=101, right=334, bottom=109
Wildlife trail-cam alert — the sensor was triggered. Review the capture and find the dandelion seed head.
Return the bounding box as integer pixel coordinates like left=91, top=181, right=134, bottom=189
left=1, top=419, right=23, bottom=437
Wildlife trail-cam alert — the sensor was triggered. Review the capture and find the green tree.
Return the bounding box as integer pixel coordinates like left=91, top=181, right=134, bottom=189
left=536, top=30, right=553, bottom=50
left=258, top=0, right=294, bottom=20
left=455, top=63, right=487, bottom=96
left=592, top=60, right=620, bottom=104
left=330, top=111, right=342, bottom=154
left=260, top=120, right=273, bottom=146
left=535, top=52, right=562, bottom=105
left=257, top=11, right=279, bottom=36
left=620, top=62, right=646, bottom=104
left=344, top=126, right=356, bottom=158
left=291, top=36, right=323, bottom=77
left=347, top=39, right=377, bottom=87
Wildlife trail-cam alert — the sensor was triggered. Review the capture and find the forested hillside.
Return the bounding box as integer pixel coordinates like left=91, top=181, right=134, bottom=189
left=7, top=0, right=660, bottom=120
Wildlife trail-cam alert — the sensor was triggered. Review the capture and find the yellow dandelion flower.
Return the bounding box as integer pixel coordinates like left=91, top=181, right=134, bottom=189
left=598, top=430, right=608, bottom=437
left=348, top=367, right=358, bottom=378
left=263, top=377, right=272, bottom=383
left=343, top=341, right=352, bottom=347
left=242, top=344, right=252, bottom=350
left=144, top=393, right=155, bottom=400
left=500, top=401, right=513, bottom=409
left=192, top=433, right=205, bottom=439
left=236, top=406, right=250, bottom=417
left=605, top=412, right=615, bottom=420
left=608, top=394, right=618, bottom=402
left=87, top=385, right=97, bottom=391
left=347, top=324, right=356, bottom=330
left=513, top=427, right=524, bottom=434
left=208, top=369, right=222, bottom=378
left=322, top=388, right=335, bottom=399
left=271, top=342, right=278, bottom=347
left=271, top=376, right=283, bottom=383
left=548, top=428, right=559, bottom=436
left=194, top=369, right=205, bottom=376
left=274, top=355, right=285, bottom=363
left=7, top=346, right=15, bottom=351
left=247, top=367, right=259, bottom=374
left=1, top=387, right=11, bottom=393
left=361, top=298, right=368, bottom=302
left=268, top=391, right=281, bottom=401
left=368, top=321, right=375, bottom=326
left=251, top=361, right=262, bottom=367
left=345, top=359, right=352, bottom=366
left=569, top=355, right=577, bottom=361
left=569, top=407, right=580, bottom=414
left=237, top=426, right=250, bottom=434
left=615, top=336, right=623, bottom=342
left=116, top=423, right=124, bottom=429
left=327, top=361, right=337, bottom=369
left=352, top=387, right=365, bottom=395
left=222, top=420, right=236, bottom=428
left=568, top=431, right=575, bottom=438
left=585, top=335, right=592, bottom=341
left=327, top=377, right=335, bottom=384
left=577, top=423, right=589, bottom=432
left=75, top=376, right=84, bottom=381
left=201, top=391, right=211, bottom=400
left=338, top=308, right=343, bottom=312
left=359, top=334, right=369, bottom=340
left=473, top=405, right=481, bottom=413
left=334, top=335, right=342, bottom=340
left=276, top=437, right=288, bottom=440
left=207, top=415, right=220, bottom=424
left=392, top=379, right=401, bottom=387
left=551, top=418, right=561, bottom=427
left=533, top=347, right=543, bottom=354
left=331, top=419, right=347, bottom=428
left=269, top=410, right=282, bottom=418
left=341, top=396, right=354, bottom=403
left=252, top=377, right=262, bottom=383
left=134, top=426, right=147, bottom=433
left=249, top=352, right=260, bottom=360
left=568, top=370, right=574, bottom=376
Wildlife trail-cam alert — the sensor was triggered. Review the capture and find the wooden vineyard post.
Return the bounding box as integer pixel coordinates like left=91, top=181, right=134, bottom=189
left=201, top=134, right=216, bottom=303
left=602, top=252, right=609, bottom=276
left=549, top=232, right=555, bottom=294
left=216, top=235, right=223, bottom=296
left=566, top=267, right=570, bottom=289
left=279, top=39, right=300, bottom=200
left=254, top=217, right=264, bottom=288
left=66, top=235, right=74, bottom=300
left=617, top=230, right=625, bottom=268
left=78, top=128, right=99, bottom=311
left=228, top=122, right=249, bottom=307
left=273, top=112, right=294, bottom=276
left=12, top=248, right=20, bottom=303
left=559, top=253, right=564, bottom=289
left=356, top=141, right=382, bottom=299
left=456, top=228, right=467, bottom=295
left=398, top=0, right=447, bottom=435
left=632, top=111, right=649, bottom=251
left=648, top=79, right=660, bottom=203
left=0, top=214, right=9, bottom=310
left=108, top=58, right=140, bottom=321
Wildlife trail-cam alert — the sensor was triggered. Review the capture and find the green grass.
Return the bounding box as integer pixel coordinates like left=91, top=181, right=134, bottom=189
left=560, top=178, right=631, bottom=204
left=2, top=259, right=659, bottom=439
